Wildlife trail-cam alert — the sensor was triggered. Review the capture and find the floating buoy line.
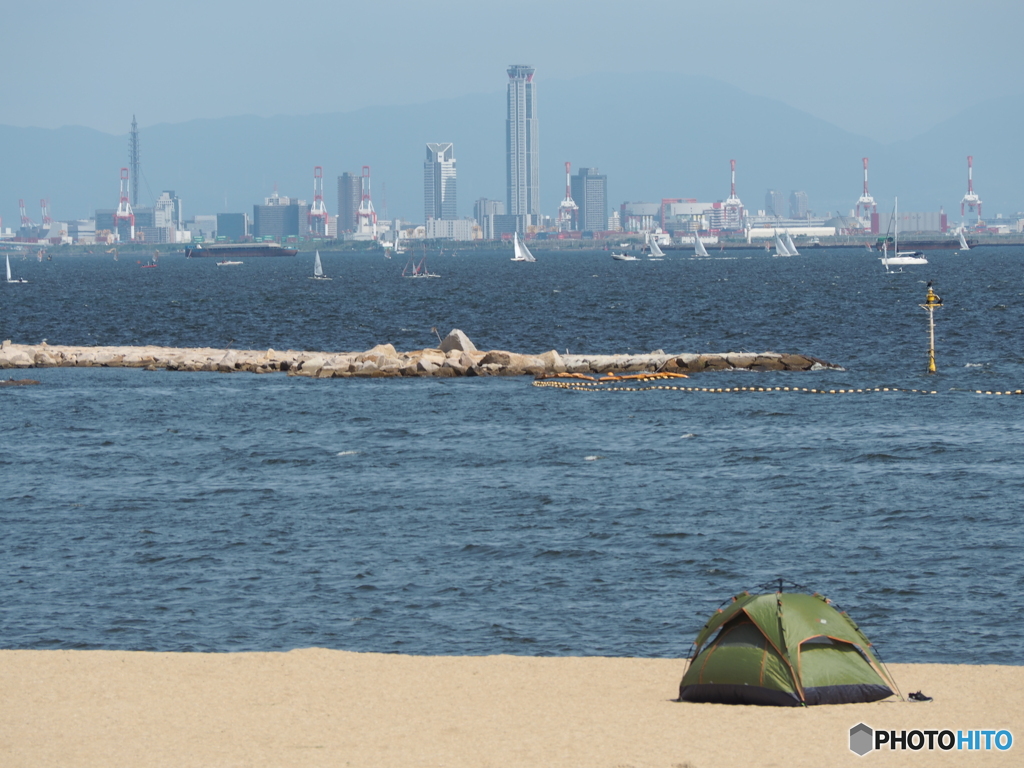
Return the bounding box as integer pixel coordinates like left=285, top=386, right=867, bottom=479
left=532, top=372, right=1023, bottom=396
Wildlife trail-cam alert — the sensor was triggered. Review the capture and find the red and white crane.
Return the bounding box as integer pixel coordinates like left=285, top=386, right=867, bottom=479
left=113, top=167, right=135, bottom=241
left=556, top=161, right=578, bottom=231
left=856, top=157, right=876, bottom=219
left=355, top=165, right=377, bottom=238
left=40, top=198, right=52, bottom=229
left=960, top=155, right=982, bottom=221
left=723, top=159, right=744, bottom=229
left=19, top=198, right=36, bottom=229
left=308, top=166, right=328, bottom=236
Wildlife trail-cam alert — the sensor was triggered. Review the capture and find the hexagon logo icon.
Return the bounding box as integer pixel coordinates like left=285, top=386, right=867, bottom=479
left=850, top=723, right=874, bottom=756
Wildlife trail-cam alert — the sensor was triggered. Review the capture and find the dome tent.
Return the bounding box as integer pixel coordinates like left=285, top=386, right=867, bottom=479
left=678, top=584, right=897, bottom=706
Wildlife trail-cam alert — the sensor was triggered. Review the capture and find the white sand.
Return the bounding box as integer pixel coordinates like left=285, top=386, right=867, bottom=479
left=0, top=649, right=1020, bottom=767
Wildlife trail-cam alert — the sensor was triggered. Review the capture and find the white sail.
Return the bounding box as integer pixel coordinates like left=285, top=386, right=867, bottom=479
left=895, top=197, right=899, bottom=255
left=774, top=232, right=790, bottom=257
left=881, top=197, right=927, bottom=267
left=958, top=229, right=970, bottom=251
left=6, top=254, right=27, bottom=283
left=785, top=233, right=800, bottom=256
left=310, top=249, right=331, bottom=279
left=511, top=232, right=536, bottom=262
left=693, top=234, right=709, bottom=257
left=649, top=237, right=665, bottom=258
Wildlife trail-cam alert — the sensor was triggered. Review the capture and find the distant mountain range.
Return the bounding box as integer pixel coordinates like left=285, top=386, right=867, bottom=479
left=1, top=73, right=1020, bottom=229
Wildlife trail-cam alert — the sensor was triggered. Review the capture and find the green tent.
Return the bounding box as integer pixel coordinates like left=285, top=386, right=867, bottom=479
left=678, top=589, right=897, bottom=706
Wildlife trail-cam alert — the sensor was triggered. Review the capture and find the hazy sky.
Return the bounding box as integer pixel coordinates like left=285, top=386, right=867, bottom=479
left=1, top=0, right=1020, bottom=142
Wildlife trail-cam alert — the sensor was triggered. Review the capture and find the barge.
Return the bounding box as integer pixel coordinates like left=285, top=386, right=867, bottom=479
left=185, top=242, right=298, bottom=258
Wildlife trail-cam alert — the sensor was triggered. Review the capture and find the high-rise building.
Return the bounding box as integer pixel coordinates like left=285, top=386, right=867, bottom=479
left=337, top=172, right=361, bottom=233
left=216, top=213, right=248, bottom=241
left=136, top=190, right=183, bottom=243
left=424, top=143, right=457, bottom=222
left=506, top=64, right=539, bottom=222
left=154, top=191, right=181, bottom=229
left=474, top=198, right=506, bottom=240
left=253, top=192, right=309, bottom=240
left=789, top=190, right=809, bottom=219
left=571, top=167, right=607, bottom=233
left=765, top=189, right=784, bottom=218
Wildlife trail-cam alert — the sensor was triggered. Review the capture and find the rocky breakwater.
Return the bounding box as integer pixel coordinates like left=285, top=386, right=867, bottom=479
left=0, top=331, right=841, bottom=378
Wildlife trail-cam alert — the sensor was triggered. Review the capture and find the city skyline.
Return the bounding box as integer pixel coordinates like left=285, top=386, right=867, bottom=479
left=1, top=68, right=1021, bottom=237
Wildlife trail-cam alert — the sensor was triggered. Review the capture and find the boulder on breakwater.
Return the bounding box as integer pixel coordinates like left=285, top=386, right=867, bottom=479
left=0, top=332, right=841, bottom=379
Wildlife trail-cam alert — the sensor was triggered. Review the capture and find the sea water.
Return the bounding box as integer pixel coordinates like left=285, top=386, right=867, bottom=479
left=1, top=247, right=1022, bottom=663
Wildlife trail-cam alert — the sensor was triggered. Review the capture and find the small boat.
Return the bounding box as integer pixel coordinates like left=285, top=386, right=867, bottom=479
left=611, top=252, right=638, bottom=261
left=402, top=256, right=439, bottom=278
left=785, top=233, right=800, bottom=256
left=510, top=231, right=536, bottom=262
left=648, top=237, right=665, bottom=260
left=693, top=233, right=709, bottom=258
left=310, top=250, right=331, bottom=280
left=216, top=260, right=243, bottom=266
left=6, top=254, right=28, bottom=283
left=140, top=249, right=159, bottom=268
left=880, top=198, right=928, bottom=269
left=958, top=229, right=970, bottom=251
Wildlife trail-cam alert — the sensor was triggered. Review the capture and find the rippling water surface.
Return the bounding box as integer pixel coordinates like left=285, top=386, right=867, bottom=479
left=1, top=247, right=1023, bottom=663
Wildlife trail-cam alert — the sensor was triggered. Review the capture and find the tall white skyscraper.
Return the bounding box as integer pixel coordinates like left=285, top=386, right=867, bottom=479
left=424, top=143, right=457, bottom=221
left=505, top=64, right=539, bottom=221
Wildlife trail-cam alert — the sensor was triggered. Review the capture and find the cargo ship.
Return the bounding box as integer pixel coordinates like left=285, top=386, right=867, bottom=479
left=185, top=242, right=298, bottom=258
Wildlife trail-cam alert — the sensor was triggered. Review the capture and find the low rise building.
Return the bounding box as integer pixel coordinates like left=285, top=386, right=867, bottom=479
left=424, top=218, right=477, bottom=241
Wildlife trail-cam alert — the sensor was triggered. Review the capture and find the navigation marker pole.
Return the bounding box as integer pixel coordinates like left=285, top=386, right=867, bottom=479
left=920, top=282, right=942, bottom=374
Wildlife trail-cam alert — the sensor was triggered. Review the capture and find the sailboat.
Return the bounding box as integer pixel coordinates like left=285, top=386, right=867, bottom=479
left=511, top=231, right=536, bottom=262
left=6, top=254, right=28, bottom=283
left=880, top=198, right=928, bottom=268
left=693, top=233, right=709, bottom=258
left=785, top=232, right=800, bottom=256
left=402, top=255, right=439, bottom=278
left=310, top=250, right=331, bottom=280
left=773, top=231, right=791, bottom=257
left=648, top=236, right=665, bottom=260
left=958, top=228, right=970, bottom=251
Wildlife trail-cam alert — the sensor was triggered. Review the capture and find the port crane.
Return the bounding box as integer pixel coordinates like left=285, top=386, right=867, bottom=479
left=556, top=162, right=578, bottom=231
left=856, top=157, right=876, bottom=220
left=960, top=155, right=982, bottom=223
left=308, top=166, right=328, bottom=237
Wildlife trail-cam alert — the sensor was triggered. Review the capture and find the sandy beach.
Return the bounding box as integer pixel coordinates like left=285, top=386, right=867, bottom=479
left=0, top=649, right=1019, bottom=767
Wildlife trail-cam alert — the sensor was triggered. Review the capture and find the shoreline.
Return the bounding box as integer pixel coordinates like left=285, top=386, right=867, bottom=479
left=1, top=649, right=1019, bottom=767
left=0, top=334, right=840, bottom=378
left=5, top=235, right=1024, bottom=256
